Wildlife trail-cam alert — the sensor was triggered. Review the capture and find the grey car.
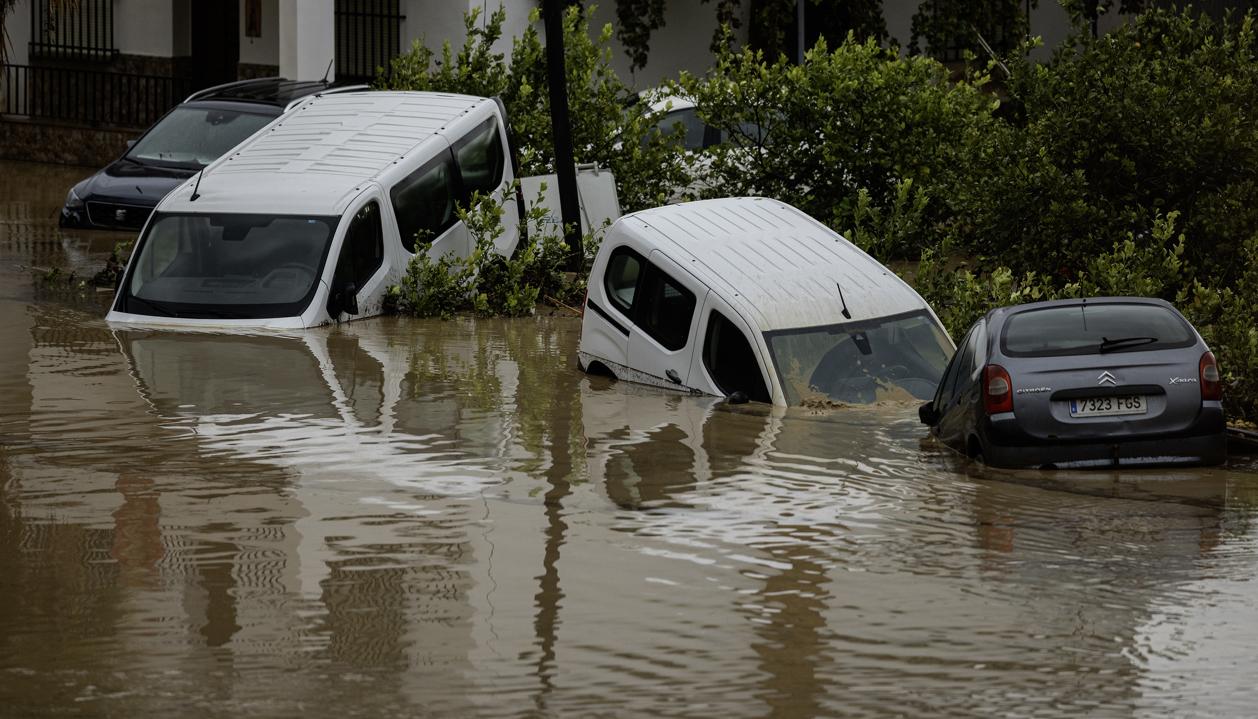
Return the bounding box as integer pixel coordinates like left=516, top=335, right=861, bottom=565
left=918, top=297, right=1226, bottom=468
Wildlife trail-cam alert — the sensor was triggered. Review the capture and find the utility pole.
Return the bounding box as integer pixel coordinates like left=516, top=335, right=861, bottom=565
left=542, top=0, right=583, bottom=270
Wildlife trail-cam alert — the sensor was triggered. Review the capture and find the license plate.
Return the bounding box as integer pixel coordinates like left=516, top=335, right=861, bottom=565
left=1070, top=395, right=1147, bottom=417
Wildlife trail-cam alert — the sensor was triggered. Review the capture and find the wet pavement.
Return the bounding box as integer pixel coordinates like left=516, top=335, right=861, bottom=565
left=2, top=159, right=1258, bottom=717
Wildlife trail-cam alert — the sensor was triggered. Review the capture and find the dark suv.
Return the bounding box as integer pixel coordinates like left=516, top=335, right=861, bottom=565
left=60, top=78, right=365, bottom=231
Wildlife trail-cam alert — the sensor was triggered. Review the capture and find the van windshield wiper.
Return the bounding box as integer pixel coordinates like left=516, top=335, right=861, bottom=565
left=1099, top=336, right=1157, bottom=353
left=125, top=295, right=176, bottom=317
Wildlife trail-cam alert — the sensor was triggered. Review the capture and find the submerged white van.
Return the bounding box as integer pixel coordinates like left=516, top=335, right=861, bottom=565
left=578, top=197, right=955, bottom=406
left=107, top=91, right=615, bottom=329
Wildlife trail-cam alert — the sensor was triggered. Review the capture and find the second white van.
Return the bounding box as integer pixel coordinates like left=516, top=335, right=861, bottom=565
left=578, top=197, right=955, bottom=407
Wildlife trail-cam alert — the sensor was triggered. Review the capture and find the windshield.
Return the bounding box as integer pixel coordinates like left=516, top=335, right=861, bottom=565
left=118, top=212, right=337, bottom=319
left=1001, top=303, right=1196, bottom=357
left=127, top=105, right=275, bottom=168
left=766, top=311, right=953, bottom=405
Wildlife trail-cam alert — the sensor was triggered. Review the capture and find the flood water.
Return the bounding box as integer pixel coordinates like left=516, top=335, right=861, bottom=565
left=2, top=159, right=1258, bottom=717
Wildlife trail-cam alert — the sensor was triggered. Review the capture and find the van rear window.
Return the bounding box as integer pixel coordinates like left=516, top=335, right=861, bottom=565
left=1001, top=303, right=1196, bottom=357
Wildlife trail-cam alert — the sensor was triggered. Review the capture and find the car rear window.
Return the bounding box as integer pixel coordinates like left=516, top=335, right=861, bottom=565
left=1001, top=303, right=1196, bottom=357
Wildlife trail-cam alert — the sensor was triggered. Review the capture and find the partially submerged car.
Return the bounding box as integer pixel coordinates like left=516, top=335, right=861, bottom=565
left=107, top=90, right=619, bottom=329
left=918, top=297, right=1226, bottom=468
left=61, top=77, right=364, bottom=231
left=578, top=197, right=954, bottom=406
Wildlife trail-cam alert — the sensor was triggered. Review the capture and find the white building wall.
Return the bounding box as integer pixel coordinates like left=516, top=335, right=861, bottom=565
left=113, top=0, right=175, bottom=57
left=279, top=0, right=335, bottom=81
left=883, top=1, right=1129, bottom=61
left=585, top=1, right=750, bottom=90
left=240, top=0, right=280, bottom=67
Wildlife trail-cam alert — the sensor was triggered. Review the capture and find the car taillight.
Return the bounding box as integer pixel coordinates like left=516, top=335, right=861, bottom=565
left=983, top=364, right=1014, bottom=415
left=1200, top=351, right=1222, bottom=401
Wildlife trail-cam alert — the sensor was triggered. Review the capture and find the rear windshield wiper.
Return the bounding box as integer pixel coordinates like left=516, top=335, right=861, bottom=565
left=1099, top=336, right=1158, bottom=353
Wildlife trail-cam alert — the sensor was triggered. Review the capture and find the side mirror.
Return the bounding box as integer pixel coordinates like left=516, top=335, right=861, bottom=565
left=343, top=281, right=359, bottom=316
left=726, top=390, right=749, bottom=405
left=126, top=139, right=137, bottom=149
left=918, top=401, right=939, bottom=426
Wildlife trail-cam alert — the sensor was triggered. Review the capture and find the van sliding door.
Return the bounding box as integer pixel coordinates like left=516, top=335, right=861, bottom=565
left=388, top=142, right=470, bottom=262
left=626, top=250, right=707, bottom=390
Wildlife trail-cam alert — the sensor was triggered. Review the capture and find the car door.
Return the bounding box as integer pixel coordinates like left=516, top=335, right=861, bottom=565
left=937, top=321, right=982, bottom=448
left=326, top=194, right=387, bottom=320
left=687, top=292, right=772, bottom=403
left=625, top=250, right=708, bottom=390
left=388, top=142, right=470, bottom=262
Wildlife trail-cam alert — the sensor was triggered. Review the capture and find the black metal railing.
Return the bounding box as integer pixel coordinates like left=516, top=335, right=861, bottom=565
left=29, top=0, right=118, bottom=61
left=1, top=64, right=190, bottom=128
left=335, top=0, right=405, bottom=83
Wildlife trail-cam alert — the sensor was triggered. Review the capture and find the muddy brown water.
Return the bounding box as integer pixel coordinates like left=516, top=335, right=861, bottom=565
left=2, top=160, right=1258, bottom=718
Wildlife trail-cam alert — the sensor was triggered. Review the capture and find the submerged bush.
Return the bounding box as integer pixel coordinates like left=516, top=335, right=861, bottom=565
left=389, top=183, right=595, bottom=320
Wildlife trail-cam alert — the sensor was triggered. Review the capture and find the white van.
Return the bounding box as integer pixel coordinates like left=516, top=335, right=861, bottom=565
left=578, top=197, right=955, bottom=407
left=107, top=91, right=616, bottom=329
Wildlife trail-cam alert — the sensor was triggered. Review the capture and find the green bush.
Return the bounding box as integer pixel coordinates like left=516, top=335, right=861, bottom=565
left=389, top=183, right=593, bottom=320
left=678, top=35, right=997, bottom=259
left=379, top=5, right=692, bottom=213
left=954, top=9, right=1258, bottom=281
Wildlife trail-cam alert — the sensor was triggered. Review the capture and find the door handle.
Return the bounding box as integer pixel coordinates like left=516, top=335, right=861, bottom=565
left=665, top=369, right=682, bottom=385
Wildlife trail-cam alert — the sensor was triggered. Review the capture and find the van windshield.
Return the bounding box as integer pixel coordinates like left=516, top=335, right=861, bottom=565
left=765, top=311, right=953, bottom=406
left=117, top=212, right=338, bottom=319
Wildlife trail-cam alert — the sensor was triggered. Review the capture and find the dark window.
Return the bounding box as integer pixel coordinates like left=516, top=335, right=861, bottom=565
left=30, top=0, right=117, bottom=60
left=704, top=310, right=770, bottom=403
left=604, top=247, right=643, bottom=314
left=949, top=325, right=979, bottom=404
left=653, top=107, right=708, bottom=151
left=936, top=322, right=977, bottom=408
left=334, top=0, right=404, bottom=84
left=390, top=152, right=458, bottom=253
left=453, top=118, right=506, bottom=201
left=635, top=265, right=696, bottom=351
left=1001, top=303, right=1196, bottom=357
left=329, top=200, right=384, bottom=301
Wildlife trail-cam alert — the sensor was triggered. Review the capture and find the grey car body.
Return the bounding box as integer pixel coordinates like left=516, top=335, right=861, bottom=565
left=919, top=297, right=1226, bottom=468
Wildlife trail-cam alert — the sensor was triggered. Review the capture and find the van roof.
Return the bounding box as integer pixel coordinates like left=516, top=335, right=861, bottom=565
left=156, top=91, right=493, bottom=216
left=620, top=197, right=929, bottom=332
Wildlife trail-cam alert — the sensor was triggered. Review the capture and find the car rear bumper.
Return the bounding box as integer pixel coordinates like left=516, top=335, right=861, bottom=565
left=980, top=407, right=1227, bottom=468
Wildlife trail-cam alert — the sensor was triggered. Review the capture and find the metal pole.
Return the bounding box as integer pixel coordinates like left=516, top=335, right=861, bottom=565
left=542, top=0, right=583, bottom=270
left=796, top=0, right=805, bottom=65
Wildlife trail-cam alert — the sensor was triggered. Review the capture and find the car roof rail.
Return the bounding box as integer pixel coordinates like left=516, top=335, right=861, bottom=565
left=184, top=76, right=286, bottom=103
left=282, top=84, right=372, bottom=113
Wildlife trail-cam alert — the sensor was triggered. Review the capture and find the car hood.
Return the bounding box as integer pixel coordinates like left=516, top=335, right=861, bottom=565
left=79, top=160, right=196, bottom=206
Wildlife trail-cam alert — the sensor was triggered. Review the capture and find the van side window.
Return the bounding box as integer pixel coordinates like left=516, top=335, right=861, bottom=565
left=453, top=118, right=506, bottom=201
left=390, top=151, right=457, bottom=253
left=328, top=200, right=383, bottom=310
left=605, top=247, right=643, bottom=313
left=704, top=310, right=770, bottom=403
left=635, top=266, right=696, bottom=351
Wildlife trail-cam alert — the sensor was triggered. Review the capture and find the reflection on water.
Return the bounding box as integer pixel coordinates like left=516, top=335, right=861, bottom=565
left=2, top=159, right=1258, bottom=717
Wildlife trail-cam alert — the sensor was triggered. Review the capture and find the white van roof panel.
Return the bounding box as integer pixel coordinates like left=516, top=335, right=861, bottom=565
left=624, top=197, right=926, bottom=332
left=157, top=91, right=491, bottom=216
